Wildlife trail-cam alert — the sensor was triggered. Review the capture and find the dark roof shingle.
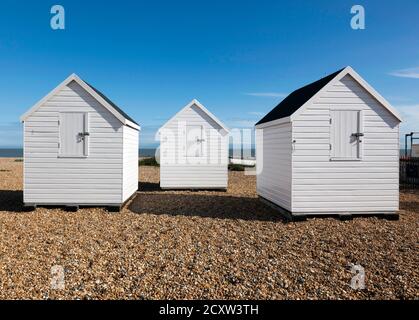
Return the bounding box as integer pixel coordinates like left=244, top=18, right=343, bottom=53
left=85, top=81, right=139, bottom=126
left=256, top=68, right=344, bottom=126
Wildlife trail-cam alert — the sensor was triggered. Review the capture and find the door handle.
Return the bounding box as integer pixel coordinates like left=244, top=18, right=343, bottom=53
left=351, top=133, right=364, bottom=138
left=78, top=132, right=90, bottom=141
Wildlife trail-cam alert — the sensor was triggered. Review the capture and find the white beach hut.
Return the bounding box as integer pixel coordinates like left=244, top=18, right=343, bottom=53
left=159, top=99, right=230, bottom=189
left=20, top=73, right=140, bottom=210
left=255, top=66, right=402, bottom=218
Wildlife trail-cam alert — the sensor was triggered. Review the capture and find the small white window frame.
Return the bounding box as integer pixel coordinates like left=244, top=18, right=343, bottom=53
left=329, top=108, right=364, bottom=162
left=58, top=112, right=89, bottom=158
left=185, top=125, right=205, bottom=158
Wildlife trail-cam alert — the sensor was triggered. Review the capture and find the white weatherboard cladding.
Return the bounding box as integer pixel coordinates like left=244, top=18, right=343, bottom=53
left=23, top=80, right=138, bottom=205
left=256, top=123, right=292, bottom=211
left=291, top=74, right=399, bottom=214
left=123, top=125, right=139, bottom=202
left=160, top=103, right=228, bottom=189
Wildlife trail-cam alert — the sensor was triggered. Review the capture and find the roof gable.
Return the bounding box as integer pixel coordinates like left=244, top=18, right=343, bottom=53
left=159, top=99, right=230, bottom=133
left=256, top=68, right=344, bottom=126
left=84, top=81, right=138, bottom=126
left=20, top=74, right=140, bottom=130
left=255, top=66, right=402, bottom=127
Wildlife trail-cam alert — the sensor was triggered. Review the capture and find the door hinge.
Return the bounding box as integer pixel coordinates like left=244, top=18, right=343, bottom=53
left=58, top=120, right=60, bottom=125
left=329, top=144, right=332, bottom=150
left=329, top=118, right=332, bottom=124
left=58, top=142, right=60, bottom=148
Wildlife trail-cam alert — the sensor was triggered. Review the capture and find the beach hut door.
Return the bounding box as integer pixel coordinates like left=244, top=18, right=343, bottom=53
left=59, top=112, right=89, bottom=157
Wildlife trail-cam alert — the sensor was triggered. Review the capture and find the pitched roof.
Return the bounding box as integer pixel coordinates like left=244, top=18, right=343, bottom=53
left=159, top=99, right=230, bottom=133
left=84, top=81, right=138, bottom=125
left=256, top=68, right=344, bottom=126
left=20, top=74, right=140, bottom=130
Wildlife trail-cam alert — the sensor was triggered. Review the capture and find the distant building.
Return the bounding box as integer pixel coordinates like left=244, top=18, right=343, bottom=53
left=159, top=99, right=229, bottom=189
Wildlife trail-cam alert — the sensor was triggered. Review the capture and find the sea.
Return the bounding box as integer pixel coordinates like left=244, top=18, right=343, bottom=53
left=0, top=148, right=257, bottom=159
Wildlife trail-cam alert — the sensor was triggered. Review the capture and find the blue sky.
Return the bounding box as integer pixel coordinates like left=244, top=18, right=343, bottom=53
left=0, top=0, right=418, bottom=147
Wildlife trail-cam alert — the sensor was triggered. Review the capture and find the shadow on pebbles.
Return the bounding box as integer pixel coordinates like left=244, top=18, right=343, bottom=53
left=0, top=159, right=418, bottom=299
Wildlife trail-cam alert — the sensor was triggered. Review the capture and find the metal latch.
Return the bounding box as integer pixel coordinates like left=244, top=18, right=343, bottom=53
left=78, top=132, right=90, bottom=140
left=351, top=133, right=364, bottom=138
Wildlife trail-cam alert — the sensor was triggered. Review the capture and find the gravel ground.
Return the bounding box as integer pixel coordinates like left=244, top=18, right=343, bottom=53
left=0, top=158, right=418, bottom=300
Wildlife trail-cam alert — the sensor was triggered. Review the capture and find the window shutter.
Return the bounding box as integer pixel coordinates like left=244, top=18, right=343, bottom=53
left=59, top=112, right=88, bottom=157
left=186, top=125, right=203, bottom=157
left=330, top=109, right=363, bottom=160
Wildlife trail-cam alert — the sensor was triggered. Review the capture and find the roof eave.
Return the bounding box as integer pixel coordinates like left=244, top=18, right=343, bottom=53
left=289, top=67, right=350, bottom=122
left=289, top=66, right=403, bottom=122
left=160, top=99, right=230, bottom=133
left=20, top=73, right=78, bottom=122
left=255, top=116, right=291, bottom=129
left=344, top=67, right=402, bottom=122
left=20, top=73, right=141, bottom=127
left=125, top=119, right=141, bottom=131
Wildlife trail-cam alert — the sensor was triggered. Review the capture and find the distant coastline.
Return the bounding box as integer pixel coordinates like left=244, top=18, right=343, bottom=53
left=0, top=148, right=258, bottom=159
left=0, top=149, right=23, bottom=158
